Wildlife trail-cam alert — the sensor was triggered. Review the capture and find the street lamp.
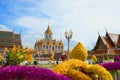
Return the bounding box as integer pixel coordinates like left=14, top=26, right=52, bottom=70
left=64, top=30, right=73, bottom=60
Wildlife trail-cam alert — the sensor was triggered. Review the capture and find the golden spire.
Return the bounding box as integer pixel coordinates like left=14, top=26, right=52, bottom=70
left=59, top=39, right=64, bottom=46
left=45, top=21, right=53, bottom=35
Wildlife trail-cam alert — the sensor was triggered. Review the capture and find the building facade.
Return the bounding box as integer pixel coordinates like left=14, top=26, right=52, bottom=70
left=89, top=31, right=120, bottom=63
left=0, top=30, right=22, bottom=52
left=34, top=24, right=64, bottom=56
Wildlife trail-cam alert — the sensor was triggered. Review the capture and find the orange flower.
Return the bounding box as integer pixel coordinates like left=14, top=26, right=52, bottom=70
left=27, top=58, right=32, bottom=63
left=12, top=45, right=17, bottom=53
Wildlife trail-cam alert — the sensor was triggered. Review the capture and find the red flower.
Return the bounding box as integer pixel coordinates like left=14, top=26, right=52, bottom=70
left=61, top=55, right=67, bottom=61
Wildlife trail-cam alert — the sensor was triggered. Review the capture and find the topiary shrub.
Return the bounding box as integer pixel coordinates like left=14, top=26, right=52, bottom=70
left=70, top=42, right=88, bottom=61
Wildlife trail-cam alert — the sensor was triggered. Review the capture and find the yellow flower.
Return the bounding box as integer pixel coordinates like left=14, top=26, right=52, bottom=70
left=52, top=59, right=87, bottom=75
left=52, top=59, right=113, bottom=80
left=0, top=55, right=2, bottom=61
left=86, top=65, right=113, bottom=80
left=66, top=69, right=91, bottom=80
left=18, top=55, right=24, bottom=59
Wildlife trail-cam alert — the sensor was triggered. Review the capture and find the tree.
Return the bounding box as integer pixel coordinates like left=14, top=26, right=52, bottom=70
left=4, top=45, right=33, bottom=66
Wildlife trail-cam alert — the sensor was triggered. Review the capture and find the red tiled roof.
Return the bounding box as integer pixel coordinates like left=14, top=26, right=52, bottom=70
left=101, top=37, right=113, bottom=48
left=90, top=32, right=120, bottom=55
left=108, top=33, right=119, bottom=45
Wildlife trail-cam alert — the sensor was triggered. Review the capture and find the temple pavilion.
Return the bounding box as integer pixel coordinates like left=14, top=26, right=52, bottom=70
left=0, top=30, right=22, bottom=52
left=89, top=31, right=120, bottom=63
left=34, top=24, right=64, bottom=57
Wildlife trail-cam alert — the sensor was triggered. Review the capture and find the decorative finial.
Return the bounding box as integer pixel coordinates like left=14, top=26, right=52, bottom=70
left=97, top=31, right=100, bottom=36
left=105, top=28, right=108, bottom=34
left=48, top=18, right=50, bottom=27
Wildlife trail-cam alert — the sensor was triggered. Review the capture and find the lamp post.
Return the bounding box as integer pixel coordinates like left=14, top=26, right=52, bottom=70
left=64, top=30, right=73, bottom=60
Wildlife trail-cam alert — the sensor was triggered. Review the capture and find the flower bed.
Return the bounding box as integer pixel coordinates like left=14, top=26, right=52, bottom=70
left=99, top=62, right=120, bottom=71
left=52, top=59, right=113, bottom=80
left=0, top=66, right=71, bottom=80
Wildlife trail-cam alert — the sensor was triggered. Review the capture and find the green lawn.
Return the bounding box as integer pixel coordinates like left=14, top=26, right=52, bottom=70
left=37, top=64, right=54, bottom=68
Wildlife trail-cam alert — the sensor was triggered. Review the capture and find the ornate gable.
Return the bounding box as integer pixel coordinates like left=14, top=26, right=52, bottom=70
left=107, top=33, right=119, bottom=46
left=94, top=36, right=106, bottom=50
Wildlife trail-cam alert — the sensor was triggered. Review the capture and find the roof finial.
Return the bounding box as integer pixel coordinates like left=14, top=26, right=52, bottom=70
left=48, top=18, right=50, bottom=27
left=105, top=28, right=109, bottom=36
left=97, top=30, right=100, bottom=36
left=105, top=28, right=108, bottom=33
left=45, top=20, right=53, bottom=35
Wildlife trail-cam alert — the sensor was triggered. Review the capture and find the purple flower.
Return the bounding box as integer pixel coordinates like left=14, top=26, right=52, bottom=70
left=0, top=66, right=71, bottom=80
left=114, top=55, right=120, bottom=62
left=99, top=62, right=120, bottom=71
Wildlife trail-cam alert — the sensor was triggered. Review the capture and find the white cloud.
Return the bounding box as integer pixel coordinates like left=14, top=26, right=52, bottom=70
left=0, top=25, right=11, bottom=31
left=8, top=0, right=120, bottom=50
left=14, top=16, right=48, bottom=30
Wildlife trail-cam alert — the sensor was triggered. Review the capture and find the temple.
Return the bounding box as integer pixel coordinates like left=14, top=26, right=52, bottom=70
left=89, top=31, right=120, bottom=63
left=34, top=24, right=64, bottom=56
left=0, top=30, right=22, bottom=52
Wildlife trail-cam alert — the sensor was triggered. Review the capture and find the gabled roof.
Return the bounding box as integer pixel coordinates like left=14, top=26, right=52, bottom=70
left=101, top=36, right=113, bottom=48
left=91, top=32, right=120, bottom=55
left=107, top=33, right=120, bottom=46
left=94, top=35, right=107, bottom=50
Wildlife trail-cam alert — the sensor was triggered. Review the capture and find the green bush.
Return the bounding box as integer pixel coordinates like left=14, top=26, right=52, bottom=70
left=34, top=60, right=38, bottom=65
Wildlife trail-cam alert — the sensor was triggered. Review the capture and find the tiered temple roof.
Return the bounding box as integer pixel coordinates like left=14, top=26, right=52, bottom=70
left=34, top=24, right=64, bottom=56
left=45, top=26, right=53, bottom=35
left=0, top=30, right=22, bottom=52
left=89, top=31, right=120, bottom=55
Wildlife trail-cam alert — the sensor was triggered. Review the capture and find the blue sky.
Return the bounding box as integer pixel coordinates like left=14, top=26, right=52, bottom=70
left=0, top=0, right=120, bottom=50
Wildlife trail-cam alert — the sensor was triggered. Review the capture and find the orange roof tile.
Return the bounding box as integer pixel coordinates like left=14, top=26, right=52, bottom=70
left=108, top=33, right=119, bottom=45
left=101, top=37, right=113, bottom=48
